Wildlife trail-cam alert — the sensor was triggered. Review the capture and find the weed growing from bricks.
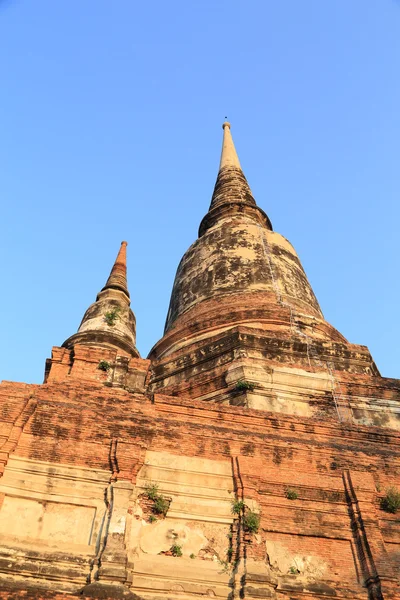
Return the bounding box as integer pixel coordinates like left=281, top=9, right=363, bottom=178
left=286, top=488, right=299, bottom=500
left=104, top=308, right=120, bottom=326
left=143, top=482, right=169, bottom=517
left=98, top=360, right=111, bottom=372
left=171, top=544, right=182, bottom=557
left=243, top=510, right=260, bottom=534
left=153, top=495, right=169, bottom=515
left=381, top=487, right=400, bottom=513
left=231, top=499, right=245, bottom=514
left=235, top=380, right=255, bottom=392
left=144, top=483, right=159, bottom=501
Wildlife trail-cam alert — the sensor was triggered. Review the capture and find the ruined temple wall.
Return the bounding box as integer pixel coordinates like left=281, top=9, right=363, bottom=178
left=1, top=375, right=400, bottom=598
left=165, top=217, right=323, bottom=334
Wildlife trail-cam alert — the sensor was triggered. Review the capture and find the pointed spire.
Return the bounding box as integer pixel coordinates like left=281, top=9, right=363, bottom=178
left=198, top=122, right=272, bottom=236
left=210, top=121, right=255, bottom=212
left=101, top=241, right=130, bottom=298
left=219, top=121, right=242, bottom=169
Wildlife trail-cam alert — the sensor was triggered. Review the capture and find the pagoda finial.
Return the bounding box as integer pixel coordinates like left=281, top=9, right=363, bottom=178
left=198, top=122, right=272, bottom=236
left=101, top=241, right=130, bottom=298
left=220, top=121, right=242, bottom=170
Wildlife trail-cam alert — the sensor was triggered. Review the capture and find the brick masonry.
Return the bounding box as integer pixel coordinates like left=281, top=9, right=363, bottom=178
left=1, top=123, right=400, bottom=599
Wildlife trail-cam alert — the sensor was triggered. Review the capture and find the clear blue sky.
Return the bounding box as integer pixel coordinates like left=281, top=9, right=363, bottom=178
left=1, top=1, right=399, bottom=384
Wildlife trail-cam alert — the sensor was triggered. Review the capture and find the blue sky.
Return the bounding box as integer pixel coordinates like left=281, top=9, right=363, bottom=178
left=1, top=0, right=399, bottom=384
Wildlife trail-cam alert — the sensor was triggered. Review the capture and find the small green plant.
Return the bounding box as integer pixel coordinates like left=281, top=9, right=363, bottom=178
left=381, top=487, right=400, bottom=514
left=144, top=483, right=159, bottom=501
left=171, top=544, right=182, bottom=557
left=217, top=558, right=230, bottom=573
left=143, top=482, right=169, bottom=517
left=190, top=553, right=195, bottom=559
left=235, top=380, right=256, bottom=392
left=98, top=360, right=111, bottom=372
left=286, top=488, right=299, bottom=500
left=104, top=308, right=120, bottom=326
left=231, top=499, right=245, bottom=514
left=243, top=510, right=260, bottom=534
left=148, top=514, right=157, bottom=523
left=289, top=566, right=300, bottom=575
left=153, top=495, right=169, bottom=516
left=227, top=547, right=233, bottom=561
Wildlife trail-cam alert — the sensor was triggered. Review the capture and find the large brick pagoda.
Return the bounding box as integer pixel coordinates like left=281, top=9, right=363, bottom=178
left=1, top=123, right=400, bottom=600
